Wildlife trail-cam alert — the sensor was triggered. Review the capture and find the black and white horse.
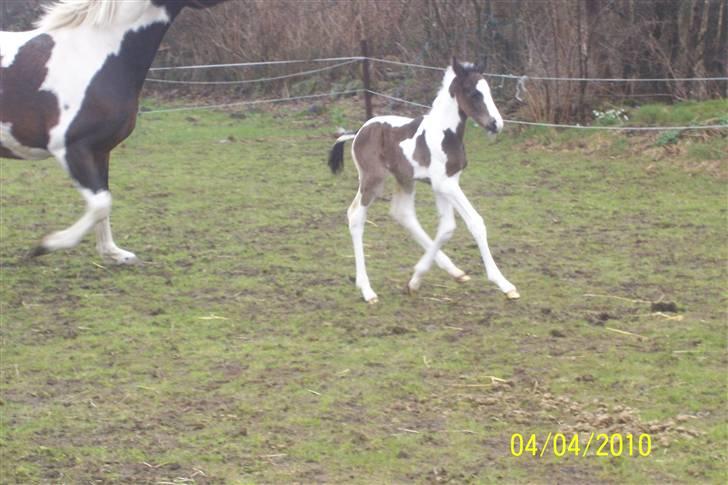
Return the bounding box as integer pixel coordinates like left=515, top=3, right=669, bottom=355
left=0, top=0, right=227, bottom=262
left=328, top=58, right=519, bottom=303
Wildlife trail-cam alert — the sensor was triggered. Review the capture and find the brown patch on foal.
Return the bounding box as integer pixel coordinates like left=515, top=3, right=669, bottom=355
left=0, top=34, right=60, bottom=153
left=444, top=114, right=467, bottom=176
left=353, top=117, right=422, bottom=205
left=413, top=130, right=430, bottom=167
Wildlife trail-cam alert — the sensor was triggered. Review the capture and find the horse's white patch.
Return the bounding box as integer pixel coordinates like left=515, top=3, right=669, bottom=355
left=42, top=188, right=111, bottom=251
left=0, top=122, right=51, bottom=160
left=95, top=216, right=137, bottom=264
left=476, top=79, right=503, bottom=131
left=41, top=2, right=170, bottom=155
left=0, top=30, right=44, bottom=67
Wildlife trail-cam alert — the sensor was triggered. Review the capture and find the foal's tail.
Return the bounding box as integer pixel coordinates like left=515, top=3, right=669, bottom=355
left=328, top=133, right=356, bottom=174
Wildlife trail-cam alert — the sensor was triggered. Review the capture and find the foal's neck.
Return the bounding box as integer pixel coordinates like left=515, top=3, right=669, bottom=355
left=428, top=71, right=466, bottom=138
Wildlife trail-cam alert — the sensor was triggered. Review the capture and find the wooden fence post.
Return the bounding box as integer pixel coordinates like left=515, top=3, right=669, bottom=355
left=360, top=39, right=373, bottom=120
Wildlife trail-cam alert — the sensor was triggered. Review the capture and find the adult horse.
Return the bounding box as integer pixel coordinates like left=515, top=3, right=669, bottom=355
left=0, top=0, right=227, bottom=263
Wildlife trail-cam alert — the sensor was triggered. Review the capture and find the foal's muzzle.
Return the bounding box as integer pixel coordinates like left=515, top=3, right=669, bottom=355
left=484, top=116, right=504, bottom=135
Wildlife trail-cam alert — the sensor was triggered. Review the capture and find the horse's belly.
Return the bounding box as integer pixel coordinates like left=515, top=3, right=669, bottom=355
left=1, top=31, right=57, bottom=160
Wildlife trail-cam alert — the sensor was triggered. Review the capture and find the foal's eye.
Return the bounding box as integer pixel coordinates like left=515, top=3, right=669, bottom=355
left=469, top=90, right=481, bottom=99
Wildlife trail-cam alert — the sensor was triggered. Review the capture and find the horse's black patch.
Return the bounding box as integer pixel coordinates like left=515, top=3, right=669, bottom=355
left=63, top=22, right=172, bottom=191
left=0, top=33, right=59, bottom=154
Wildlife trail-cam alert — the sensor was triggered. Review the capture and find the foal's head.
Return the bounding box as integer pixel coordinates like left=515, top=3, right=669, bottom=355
left=449, top=58, right=504, bottom=134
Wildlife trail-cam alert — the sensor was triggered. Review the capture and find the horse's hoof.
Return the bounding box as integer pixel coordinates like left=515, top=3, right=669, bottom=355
left=27, top=245, right=49, bottom=259
left=367, top=297, right=379, bottom=305
left=505, top=289, right=521, bottom=300
left=454, top=274, right=471, bottom=283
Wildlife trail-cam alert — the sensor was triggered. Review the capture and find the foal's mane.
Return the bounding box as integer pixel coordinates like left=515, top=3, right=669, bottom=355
left=35, top=0, right=149, bottom=31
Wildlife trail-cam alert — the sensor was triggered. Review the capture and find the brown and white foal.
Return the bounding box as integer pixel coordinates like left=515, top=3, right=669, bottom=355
left=329, top=58, right=520, bottom=303
left=0, top=0, right=227, bottom=262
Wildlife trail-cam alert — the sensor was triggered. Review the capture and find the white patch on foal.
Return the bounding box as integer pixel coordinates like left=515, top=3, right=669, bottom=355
left=476, top=79, right=504, bottom=132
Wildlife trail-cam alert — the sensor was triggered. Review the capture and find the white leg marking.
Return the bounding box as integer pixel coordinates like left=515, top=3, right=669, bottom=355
left=440, top=181, right=518, bottom=297
left=95, top=216, right=138, bottom=264
left=41, top=188, right=111, bottom=252
left=389, top=189, right=466, bottom=280
left=348, top=191, right=378, bottom=303
left=407, top=193, right=456, bottom=292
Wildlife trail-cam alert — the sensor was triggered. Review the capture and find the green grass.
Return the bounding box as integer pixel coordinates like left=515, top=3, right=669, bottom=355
left=626, top=99, right=728, bottom=126
left=1, top=100, right=726, bottom=483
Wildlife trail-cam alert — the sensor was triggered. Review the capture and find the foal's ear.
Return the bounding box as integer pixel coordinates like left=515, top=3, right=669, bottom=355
left=452, top=56, right=466, bottom=77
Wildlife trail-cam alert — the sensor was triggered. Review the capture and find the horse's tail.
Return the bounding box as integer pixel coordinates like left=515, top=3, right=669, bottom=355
left=328, top=133, right=356, bottom=174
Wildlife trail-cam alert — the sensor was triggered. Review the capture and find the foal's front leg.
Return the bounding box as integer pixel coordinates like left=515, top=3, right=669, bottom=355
left=442, top=181, right=519, bottom=299
left=407, top=193, right=457, bottom=292
left=389, top=188, right=469, bottom=282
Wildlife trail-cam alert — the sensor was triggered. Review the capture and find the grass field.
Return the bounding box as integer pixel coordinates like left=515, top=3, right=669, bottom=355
left=1, top=99, right=726, bottom=484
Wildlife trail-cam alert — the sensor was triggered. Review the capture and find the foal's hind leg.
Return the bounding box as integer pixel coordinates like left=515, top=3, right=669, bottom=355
left=348, top=188, right=379, bottom=303
left=93, top=153, right=137, bottom=264
left=389, top=186, right=469, bottom=283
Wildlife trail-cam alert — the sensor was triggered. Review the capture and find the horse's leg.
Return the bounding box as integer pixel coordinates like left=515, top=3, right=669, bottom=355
left=389, top=186, right=469, bottom=282
left=348, top=188, right=379, bottom=303
left=93, top=153, right=138, bottom=264
left=407, top=192, right=456, bottom=292
left=30, top=146, right=113, bottom=257
left=440, top=180, right=519, bottom=299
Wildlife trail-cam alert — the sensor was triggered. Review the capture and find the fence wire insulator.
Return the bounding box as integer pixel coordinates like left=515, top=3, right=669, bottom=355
left=515, top=76, right=528, bottom=102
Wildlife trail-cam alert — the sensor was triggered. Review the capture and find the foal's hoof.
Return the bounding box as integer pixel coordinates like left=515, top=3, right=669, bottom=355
left=100, top=249, right=140, bottom=265
left=27, top=245, right=49, bottom=259
left=361, top=289, right=379, bottom=304
left=454, top=274, right=471, bottom=283
left=505, top=289, right=521, bottom=300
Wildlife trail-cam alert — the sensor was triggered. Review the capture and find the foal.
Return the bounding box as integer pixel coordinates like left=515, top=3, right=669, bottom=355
left=328, top=58, right=519, bottom=303
left=0, top=0, right=227, bottom=263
